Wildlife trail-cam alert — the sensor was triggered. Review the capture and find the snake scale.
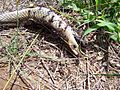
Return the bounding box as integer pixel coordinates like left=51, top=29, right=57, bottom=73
left=0, top=7, right=80, bottom=56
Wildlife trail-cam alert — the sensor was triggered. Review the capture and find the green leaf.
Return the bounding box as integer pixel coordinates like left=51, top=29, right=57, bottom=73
left=67, top=3, right=80, bottom=11
left=95, top=0, right=99, bottom=10
left=83, top=28, right=98, bottom=37
left=118, top=32, right=120, bottom=42
left=110, top=32, right=120, bottom=42
left=96, top=20, right=117, bottom=31
left=110, top=34, right=118, bottom=41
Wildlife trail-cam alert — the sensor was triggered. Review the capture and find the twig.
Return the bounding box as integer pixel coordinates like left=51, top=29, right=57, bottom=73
left=0, top=76, right=29, bottom=89
left=24, top=63, right=60, bottom=90
left=10, top=70, right=19, bottom=90
left=40, top=60, right=55, bottom=84
left=18, top=71, right=34, bottom=90
left=86, top=58, right=90, bottom=90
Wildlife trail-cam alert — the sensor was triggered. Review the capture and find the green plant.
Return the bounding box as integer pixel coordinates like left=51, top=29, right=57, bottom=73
left=58, top=0, right=120, bottom=42
left=83, top=19, right=120, bottom=42
left=59, top=0, right=84, bottom=11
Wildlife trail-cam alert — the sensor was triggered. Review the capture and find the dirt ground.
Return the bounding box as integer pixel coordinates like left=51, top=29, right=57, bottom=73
left=0, top=0, right=120, bottom=90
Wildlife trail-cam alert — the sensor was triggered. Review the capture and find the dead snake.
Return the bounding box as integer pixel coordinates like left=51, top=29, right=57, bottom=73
left=0, top=7, right=80, bottom=56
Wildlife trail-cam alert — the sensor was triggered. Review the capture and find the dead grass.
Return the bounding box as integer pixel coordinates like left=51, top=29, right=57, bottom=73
left=0, top=0, right=120, bottom=90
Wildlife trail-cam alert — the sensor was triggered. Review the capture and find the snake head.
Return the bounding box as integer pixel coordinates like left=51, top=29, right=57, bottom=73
left=68, top=40, right=79, bottom=56
left=62, top=26, right=80, bottom=56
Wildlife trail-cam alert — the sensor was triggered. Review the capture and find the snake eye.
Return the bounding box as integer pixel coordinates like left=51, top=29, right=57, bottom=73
left=72, top=45, right=77, bottom=49
left=70, top=44, right=79, bottom=55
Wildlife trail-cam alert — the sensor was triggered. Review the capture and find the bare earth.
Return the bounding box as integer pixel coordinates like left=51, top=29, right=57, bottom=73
left=0, top=0, right=120, bottom=90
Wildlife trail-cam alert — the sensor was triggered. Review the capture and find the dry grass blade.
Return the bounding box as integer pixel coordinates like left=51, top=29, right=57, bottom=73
left=0, top=0, right=120, bottom=90
left=3, top=34, right=39, bottom=90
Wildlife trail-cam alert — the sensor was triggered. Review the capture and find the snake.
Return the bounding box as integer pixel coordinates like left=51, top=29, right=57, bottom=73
left=0, top=7, right=80, bottom=56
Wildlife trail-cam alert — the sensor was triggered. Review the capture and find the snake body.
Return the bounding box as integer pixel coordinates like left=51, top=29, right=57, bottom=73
left=0, top=7, right=80, bottom=56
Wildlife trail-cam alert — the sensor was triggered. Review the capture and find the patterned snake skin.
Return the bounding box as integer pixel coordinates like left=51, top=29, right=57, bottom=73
left=0, top=7, right=80, bottom=56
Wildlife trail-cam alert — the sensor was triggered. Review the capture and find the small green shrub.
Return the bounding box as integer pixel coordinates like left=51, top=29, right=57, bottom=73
left=58, top=0, right=120, bottom=42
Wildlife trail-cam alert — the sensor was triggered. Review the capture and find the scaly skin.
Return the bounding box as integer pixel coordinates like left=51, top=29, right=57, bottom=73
left=0, top=7, right=80, bottom=56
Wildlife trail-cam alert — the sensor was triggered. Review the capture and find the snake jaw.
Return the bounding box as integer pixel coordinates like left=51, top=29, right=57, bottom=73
left=68, top=40, right=79, bottom=56
left=62, top=26, right=79, bottom=56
